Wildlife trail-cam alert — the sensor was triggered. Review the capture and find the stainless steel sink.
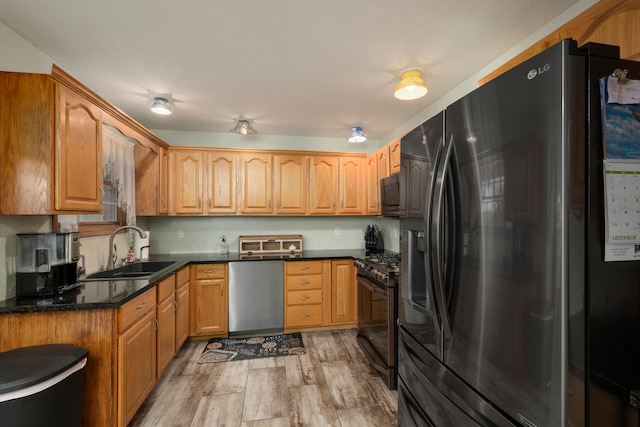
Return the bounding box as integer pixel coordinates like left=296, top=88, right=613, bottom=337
left=81, top=261, right=178, bottom=281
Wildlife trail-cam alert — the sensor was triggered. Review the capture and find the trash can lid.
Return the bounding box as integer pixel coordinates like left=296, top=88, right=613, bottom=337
left=0, top=344, right=89, bottom=394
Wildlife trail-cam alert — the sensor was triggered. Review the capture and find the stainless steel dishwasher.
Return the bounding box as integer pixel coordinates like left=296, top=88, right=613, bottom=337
left=228, top=260, right=284, bottom=335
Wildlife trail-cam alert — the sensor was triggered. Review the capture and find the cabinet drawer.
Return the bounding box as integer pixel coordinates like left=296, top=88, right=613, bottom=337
left=285, top=274, right=323, bottom=291
left=286, top=305, right=323, bottom=327
left=176, top=266, right=189, bottom=287
left=194, top=264, right=226, bottom=279
left=286, top=289, right=323, bottom=306
left=156, top=274, right=176, bottom=303
left=118, top=289, right=156, bottom=333
left=285, top=261, right=323, bottom=275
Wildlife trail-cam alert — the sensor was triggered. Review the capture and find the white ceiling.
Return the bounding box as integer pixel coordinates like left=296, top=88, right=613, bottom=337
left=0, top=0, right=579, bottom=141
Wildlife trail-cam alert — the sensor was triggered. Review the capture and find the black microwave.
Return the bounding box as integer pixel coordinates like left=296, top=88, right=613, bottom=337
left=380, top=173, right=401, bottom=217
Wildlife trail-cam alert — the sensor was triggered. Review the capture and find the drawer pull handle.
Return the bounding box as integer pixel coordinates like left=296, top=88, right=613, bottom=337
left=298, top=281, right=311, bottom=285
left=298, top=266, right=311, bottom=271
left=203, top=269, right=218, bottom=273
left=298, top=295, right=310, bottom=301
left=298, top=314, right=310, bottom=319
left=136, top=302, right=146, bottom=310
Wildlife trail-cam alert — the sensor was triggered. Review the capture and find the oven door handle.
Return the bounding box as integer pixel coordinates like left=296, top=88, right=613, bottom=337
left=357, top=275, right=387, bottom=296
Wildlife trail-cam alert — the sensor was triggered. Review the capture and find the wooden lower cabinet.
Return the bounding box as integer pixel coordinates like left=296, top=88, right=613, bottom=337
left=284, top=259, right=357, bottom=332
left=175, top=266, right=190, bottom=350
left=117, top=288, right=157, bottom=427
left=190, top=263, right=228, bottom=337
left=330, top=259, right=357, bottom=325
left=285, top=260, right=329, bottom=330
left=156, top=275, right=176, bottom=378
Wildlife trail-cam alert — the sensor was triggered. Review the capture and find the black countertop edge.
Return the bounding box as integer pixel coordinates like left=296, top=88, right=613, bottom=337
left=0, top=249, right=393, bottom=314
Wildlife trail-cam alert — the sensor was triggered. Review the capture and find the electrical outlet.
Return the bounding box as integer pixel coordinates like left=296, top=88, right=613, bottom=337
left=334, top=227, right=341, bottom=236
left=177, top=229, right=184, bottom=239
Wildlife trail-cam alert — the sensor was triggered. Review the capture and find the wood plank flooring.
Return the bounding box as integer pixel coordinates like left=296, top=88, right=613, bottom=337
left=129, top=329, right=398, bottom=427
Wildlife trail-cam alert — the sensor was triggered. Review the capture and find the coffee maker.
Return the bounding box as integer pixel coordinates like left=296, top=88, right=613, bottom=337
left=16, top=232, right=80, bottom=297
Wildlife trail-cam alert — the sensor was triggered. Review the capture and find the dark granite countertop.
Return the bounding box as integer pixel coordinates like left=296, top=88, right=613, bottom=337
left=0, top=249, right=374, bottom=314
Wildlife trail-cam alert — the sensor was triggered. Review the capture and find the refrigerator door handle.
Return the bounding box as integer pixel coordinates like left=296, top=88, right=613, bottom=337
left=430, top=134, right=455, bottom=339
left=424, top=138, right=445, bottom=335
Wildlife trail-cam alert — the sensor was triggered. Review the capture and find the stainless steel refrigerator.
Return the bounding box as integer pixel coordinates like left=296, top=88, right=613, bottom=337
left=397, top=39, right=640, bottom=426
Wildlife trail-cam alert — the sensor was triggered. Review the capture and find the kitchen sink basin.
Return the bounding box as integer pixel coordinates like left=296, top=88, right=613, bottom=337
left=81, top=261, right=178, bottom=281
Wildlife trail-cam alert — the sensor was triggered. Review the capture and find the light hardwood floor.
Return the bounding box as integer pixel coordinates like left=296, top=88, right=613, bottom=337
left=129, top=329, right=398, bottom=427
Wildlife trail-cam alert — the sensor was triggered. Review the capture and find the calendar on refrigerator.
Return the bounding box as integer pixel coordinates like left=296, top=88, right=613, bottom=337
left=603, top=160, right=640, bottom=261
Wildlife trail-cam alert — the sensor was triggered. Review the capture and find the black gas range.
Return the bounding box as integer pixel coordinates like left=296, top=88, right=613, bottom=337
left=354, top=251, right=400, bottom=389
left=354, top=252, right=400, bottom=287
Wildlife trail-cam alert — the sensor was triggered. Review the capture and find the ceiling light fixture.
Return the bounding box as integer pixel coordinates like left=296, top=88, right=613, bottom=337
left=347, top=126, right=367, bottom=143
left=150, top=97, right=172, bottom=115
left=230, top=118, right=257, bottom=135
left=394, top=67, right=428, bottom=101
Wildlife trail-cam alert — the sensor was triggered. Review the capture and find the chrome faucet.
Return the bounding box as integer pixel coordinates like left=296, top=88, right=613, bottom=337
left=107, top=225, right=147, bottom=270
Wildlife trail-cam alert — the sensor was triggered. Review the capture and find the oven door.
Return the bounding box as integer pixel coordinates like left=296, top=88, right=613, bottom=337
left=357, top=273, right=393, bottom=369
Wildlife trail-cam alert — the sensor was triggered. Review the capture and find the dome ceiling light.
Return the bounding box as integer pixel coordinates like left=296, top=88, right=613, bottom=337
left=394, top=67, right=428, bottom=101
left=150, top=96, right=172, bottom=115
left=230, top=118, right=257, bottom=135
left=347, top=126, right=367, bottom=143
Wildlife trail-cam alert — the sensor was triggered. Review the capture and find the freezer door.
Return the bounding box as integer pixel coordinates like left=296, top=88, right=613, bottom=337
left=442, top=39, right=583, bottom=426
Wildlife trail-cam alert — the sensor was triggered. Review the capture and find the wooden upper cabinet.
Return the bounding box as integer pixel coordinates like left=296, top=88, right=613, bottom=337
left=55, top=84, right=103, bottom=212
left=169, top=150, right=205, bottom=214
left=133, top=137, right=160, bottom=216
left=206, top=151, right=237, bottom=214
left=0, top=73, right=53, bottom=214
left=0, top=72, right=103, bottom=214
left=309, top=156, right=339, bottom=215
left=238, top=153, right=272, bottom=214
left=366, top=154, right=379, bottom=215
left=389, top=138, right=401, bottom=174
left=376, top=145, right=390, bottom=180
left=339, top=157, right=364, bottom=214
left=405, top=156, right=430, bottom=218
left=158, top=147, right=168, bottom=214
left=274, top=155, right=308, bottom=214
left=479, top=0, right=640, bottom=85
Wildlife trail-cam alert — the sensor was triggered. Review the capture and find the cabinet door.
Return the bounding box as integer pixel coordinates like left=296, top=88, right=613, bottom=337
left=169, top=150, right=205, bottom=214
left=158, top=147, right=168, bottom=214
left=331, top=259, right=356, bottom=325
left=134, top=140, right=160, bottom=216
left=274, top=155, right=307, bottom=214
left=206, top=151, right=237, bottom=214
left=55, top=84, right=103, bottom=212
left=238, top=153, right=272, bottom=214
left=0, top=72, right=53, bottom=215
left=366, top=154, right=379, bottom=214
left=389, top=138, right=401, bottom=174
left=156, top=294, right=176, bottom=378
left=118, top=309, right=156, bottom=427
left=309, top=157, right=338, bottom=215
left=339, top=157, right=364, bottom=214
left=190, top=279, right=228, bottom=336
left=175, top=282, right=190, bottom=351
left=376, top=145, right=390, bottom=180
left=407, top=158, right=429, bottom=217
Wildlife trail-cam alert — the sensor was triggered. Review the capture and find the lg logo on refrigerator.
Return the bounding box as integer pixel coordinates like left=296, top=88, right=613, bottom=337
left=527, top=63, right=551, bottom=80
